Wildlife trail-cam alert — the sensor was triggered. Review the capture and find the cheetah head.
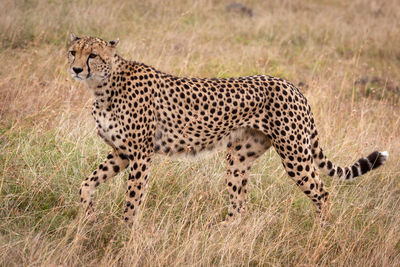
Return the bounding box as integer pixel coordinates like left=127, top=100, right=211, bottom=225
left=67, top=34, right=119, bottom=83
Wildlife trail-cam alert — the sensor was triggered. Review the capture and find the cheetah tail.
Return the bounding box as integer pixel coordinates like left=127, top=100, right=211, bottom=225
left=311, top=135, right=389, bottom=181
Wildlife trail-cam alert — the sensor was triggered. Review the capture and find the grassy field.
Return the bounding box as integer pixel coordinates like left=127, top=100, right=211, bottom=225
left=1, top=0, right=400, bottom=266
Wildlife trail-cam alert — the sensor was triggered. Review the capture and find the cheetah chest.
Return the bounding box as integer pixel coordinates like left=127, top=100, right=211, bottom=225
left=93, top=108, right=123, bottom=149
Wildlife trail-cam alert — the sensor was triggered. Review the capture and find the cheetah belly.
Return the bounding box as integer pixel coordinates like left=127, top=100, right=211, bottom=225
left=154, top=126, right=246, bottom=159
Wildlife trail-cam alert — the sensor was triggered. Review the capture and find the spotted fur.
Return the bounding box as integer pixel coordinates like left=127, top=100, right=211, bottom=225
left=67, top=35, right=389, bottom=223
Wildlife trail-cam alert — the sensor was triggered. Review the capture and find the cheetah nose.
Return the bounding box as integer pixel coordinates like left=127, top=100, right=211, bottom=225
left=73, top=67, right=83, bottom=74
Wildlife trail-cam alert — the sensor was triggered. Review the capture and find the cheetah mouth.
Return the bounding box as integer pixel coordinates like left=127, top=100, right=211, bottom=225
left=72, top=74, right=91, bottom=81
left=72, top=75, right=86, bottom=81
left=72, top=73, right=108, bottom=81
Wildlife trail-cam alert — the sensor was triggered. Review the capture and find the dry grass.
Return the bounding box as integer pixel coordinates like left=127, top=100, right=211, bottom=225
left=1, top=0, right=400, bottom=266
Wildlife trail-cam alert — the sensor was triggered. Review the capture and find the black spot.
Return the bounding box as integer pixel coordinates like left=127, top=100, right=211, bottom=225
left=247, top=152, right=256, bottom=157
left=113, top=165, right=120, bottom=173
left=351, top=165, right=359, bottom=178
left=297, top=165, right=303, bottom=172
left=313, top=140, right=318, bottom=148
left=327, top=161, right=333, bottom=169
left=119, top=153, right=128, bottom=160
left=358, top=158, right=370, bottom=174
left=336, top=167, right=343, bottom=177
left=345, top=167, right=352, bottom=179
left=367, top=151, right=385, bottom=170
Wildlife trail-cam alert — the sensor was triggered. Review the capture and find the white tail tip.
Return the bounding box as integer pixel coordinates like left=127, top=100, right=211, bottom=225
left=380, top=151, right=389, bottom=162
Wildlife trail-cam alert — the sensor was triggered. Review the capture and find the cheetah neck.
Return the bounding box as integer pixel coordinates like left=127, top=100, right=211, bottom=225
left=84, top=54, right=124, bottom=92
left=88, top=54, right=174, bottom=111
left=89, top=55, right=148, bottom=108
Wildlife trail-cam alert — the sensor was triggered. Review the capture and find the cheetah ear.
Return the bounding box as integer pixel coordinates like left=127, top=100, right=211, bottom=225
left=108, top=38, right=119, bottom=48
left=70, top=33, right=80, bottom=42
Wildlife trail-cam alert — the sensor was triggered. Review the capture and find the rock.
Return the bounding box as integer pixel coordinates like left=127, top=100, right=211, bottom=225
left=226, top=2, right=253, bottom=17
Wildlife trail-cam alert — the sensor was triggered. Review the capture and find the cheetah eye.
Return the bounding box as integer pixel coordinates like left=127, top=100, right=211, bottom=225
left=89, top=53, right=97, bottom=59
left=70, top=51, right=76, bottom=56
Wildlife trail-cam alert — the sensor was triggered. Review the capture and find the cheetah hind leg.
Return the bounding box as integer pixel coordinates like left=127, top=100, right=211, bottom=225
left=273, top=141, right=331, bottom=221
left=224, top=129, right=272, bottom=223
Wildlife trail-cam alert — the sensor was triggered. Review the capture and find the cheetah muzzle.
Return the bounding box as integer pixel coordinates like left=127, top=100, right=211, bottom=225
left=67, top=34, right=389, bottom=225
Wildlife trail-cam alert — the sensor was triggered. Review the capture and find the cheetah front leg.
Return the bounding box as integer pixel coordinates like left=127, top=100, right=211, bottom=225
left=80, top=150, right=129, bottom=215
left=123, top=153, right=154, bottom=224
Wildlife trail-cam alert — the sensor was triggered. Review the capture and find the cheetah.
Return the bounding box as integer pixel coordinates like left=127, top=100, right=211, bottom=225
left=67, top=34, right=388, bottom=224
